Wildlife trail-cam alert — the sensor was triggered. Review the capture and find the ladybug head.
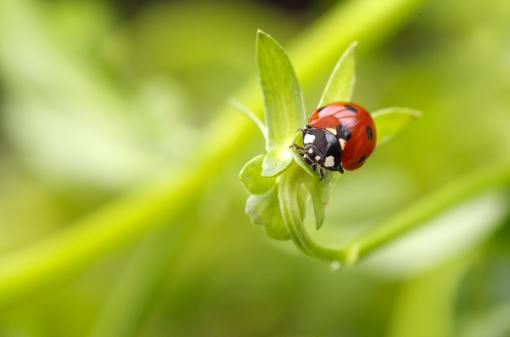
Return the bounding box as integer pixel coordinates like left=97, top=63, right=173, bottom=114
left=301, top=126, right=343, bottom=173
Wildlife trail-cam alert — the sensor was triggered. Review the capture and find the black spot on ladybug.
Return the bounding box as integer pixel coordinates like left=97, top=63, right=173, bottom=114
left=336, top=124, right=352, bottom=140
left=344, top=105, right=358, bottom=113
left=366, top=126, right=373, bottom=140
left=358, top=155, right=366, bottom=164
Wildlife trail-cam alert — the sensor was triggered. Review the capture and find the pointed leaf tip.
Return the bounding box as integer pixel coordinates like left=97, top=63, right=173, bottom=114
left=256, top=28, right=266, bottom=36
left=319, top=41, right=358, bottom=107
left=256, top=30, right=305, bottom=177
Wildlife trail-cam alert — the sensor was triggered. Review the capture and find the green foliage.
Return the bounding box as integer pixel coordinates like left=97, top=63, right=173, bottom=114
left=318, top=41, right=357, bottom=106
left=246, top=187, right=290, bottom=240
left=372, top=107, right=422, bottom=146
left=241, top=154, right=291, bottom=240
left=239, top=155, right=275, bottom=194
left=240, top=31, right=420, bottom=263
left=229, top=98, right=267, bottom=140
left=304, top=172, right=334, bottom=229
left=256, top=31, right=306, bottom=177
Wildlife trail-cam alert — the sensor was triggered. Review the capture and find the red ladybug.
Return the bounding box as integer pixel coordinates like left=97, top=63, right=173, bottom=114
left=293, top=102, right=376, bottom=177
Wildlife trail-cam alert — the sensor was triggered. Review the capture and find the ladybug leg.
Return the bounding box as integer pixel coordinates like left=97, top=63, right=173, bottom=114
left=309, top=163, right=324, bottom=180
left=311, top=163, right=319, bottom=174
left=289, top=143, right=304, bottom=154
left=318, top=167, right=324, bottom=180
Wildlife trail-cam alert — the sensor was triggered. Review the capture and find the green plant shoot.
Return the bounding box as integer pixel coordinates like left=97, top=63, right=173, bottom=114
left=240, top=30, right=420, bottom=264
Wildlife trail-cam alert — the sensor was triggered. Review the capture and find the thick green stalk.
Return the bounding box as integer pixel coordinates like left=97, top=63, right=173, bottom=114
left=279, top=158, right=510, bottom=266
left=89, top=218, right=199, bottom=337
left=342, top=157, right=510, bottom=261
left=0, top=167, right=207, bottom=304
left=0, top=0, right=424, bottom=305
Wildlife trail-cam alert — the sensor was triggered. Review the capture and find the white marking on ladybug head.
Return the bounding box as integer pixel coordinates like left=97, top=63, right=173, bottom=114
left=303, top=134, right=316, bottom=144
left=308, top=148, right=314, bottom=154
left=324, top=156, right=335, bottom=167
left=326, top=128, right=337, bottom=135
left=315, top=155, right=321, bottom=162
left=339, top=139, right=347, bottom=150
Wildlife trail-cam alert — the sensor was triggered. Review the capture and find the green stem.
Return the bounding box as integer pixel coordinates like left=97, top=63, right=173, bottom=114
left=342, top=157, right=510, bottom=261
left=89, top=217, right=199, bottom=337
left=0, top=166, right=208, bottom=304
left=284, top=158, right=510, bottom=266
left=279, top=165, right=347, bottom=263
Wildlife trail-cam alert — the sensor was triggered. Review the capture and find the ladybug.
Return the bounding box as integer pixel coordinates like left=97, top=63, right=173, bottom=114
left=293, top=101, right=376, bottom=178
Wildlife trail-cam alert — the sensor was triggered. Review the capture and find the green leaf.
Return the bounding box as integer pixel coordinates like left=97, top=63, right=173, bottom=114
left=293, top=151, right=320, bottom=179
left=318, top=41, right=357, bottom=107
left=256, top=30, right=306, bottom=177
left=239, top=155, right=276, bottom=195
left=265, top=212, right=291, bottom=241
left=372, top=107, right=421, bottom=146
left=229, top=98, right=267, bottom=140
left=263, top=150, right=295, bottom=177
left=304, top=173, right=334, bottom=229
left=245, top=187, right=290, bottom=241
left=297, top=184, right=308, bottom=220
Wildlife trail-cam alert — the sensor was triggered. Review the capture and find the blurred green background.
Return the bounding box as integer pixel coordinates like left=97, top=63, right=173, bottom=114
left=0, top=0, right=509, bottom=336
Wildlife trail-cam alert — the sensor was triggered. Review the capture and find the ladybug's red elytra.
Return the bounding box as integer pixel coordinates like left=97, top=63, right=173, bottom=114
left=292, top=102, right=376, bottom=178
